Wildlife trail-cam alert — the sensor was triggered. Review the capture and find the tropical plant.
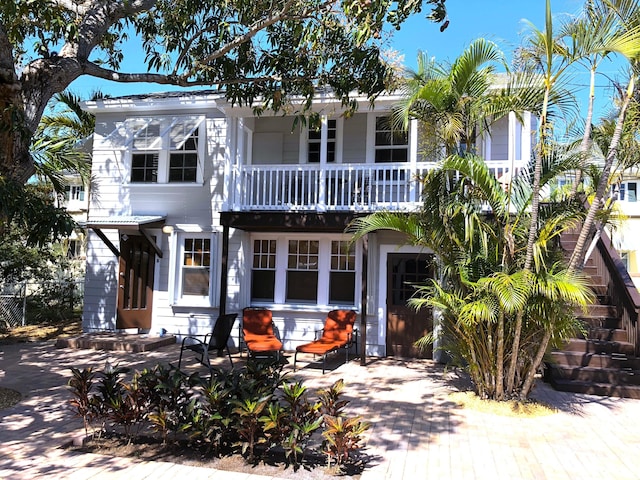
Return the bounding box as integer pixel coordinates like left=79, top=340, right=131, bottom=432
left=68, top=367, right=97, bottom=436
left=278, top=381, right=322, bottom=467
left=348, top=154, right=593, bottom=400
left=322, top=414, right=370, bottom=469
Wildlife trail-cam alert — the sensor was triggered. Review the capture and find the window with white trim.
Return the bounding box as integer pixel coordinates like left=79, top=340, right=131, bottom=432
left=308, top=119, right=336, bottom=163
left=286, top=240, right=319, bottom=303
left=620, top=182, right=638, bottom=202
left=329, top=240, right=356, bottom=304
left=251, top=239, right=277, bottom=302
left=250, top=235, right=358, bottom=307
left=171, top=233, right=216, bottom=306
left=124, top=116, right=205, bottom=184
left=64, top=185, right=85, bottom=201
left=374, top=116, right=408, bottom=163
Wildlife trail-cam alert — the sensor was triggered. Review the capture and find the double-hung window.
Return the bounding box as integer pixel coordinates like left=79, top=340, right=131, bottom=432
left=251, top=239, right=277, bottom=302
left=329, top=240, right=356, bottom=304
left=125, top=116, right=205, bottom=184
left=286, top=240, right=319, bottom=303
left=170, top=233, right=216, bottom=306
left=374, top=116, right=408, bottom=163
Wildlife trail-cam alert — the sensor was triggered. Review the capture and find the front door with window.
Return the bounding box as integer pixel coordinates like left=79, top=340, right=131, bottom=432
left=117, top=234, right=155, bottom=329
left=386, top=254, right=434, bottom=358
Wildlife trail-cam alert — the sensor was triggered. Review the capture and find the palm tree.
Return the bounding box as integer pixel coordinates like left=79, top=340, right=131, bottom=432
left=393, top=38, right=507, bottom=157
left=566, top=0, right=640, bottom=272
left=31, top=90, right=102, bottom=193
left=348, top=154, right=592, bottom=400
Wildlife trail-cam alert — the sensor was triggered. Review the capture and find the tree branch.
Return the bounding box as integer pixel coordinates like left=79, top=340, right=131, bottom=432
left=187, top=0, right=331, bottom=78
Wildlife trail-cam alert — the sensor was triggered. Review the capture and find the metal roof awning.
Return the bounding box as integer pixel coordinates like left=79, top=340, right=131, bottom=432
left=83, top=215, right=166, bottom=258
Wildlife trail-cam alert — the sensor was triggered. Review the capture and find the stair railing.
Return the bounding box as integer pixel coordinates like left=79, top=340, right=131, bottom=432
left=590, top=228, right=640, bottom=356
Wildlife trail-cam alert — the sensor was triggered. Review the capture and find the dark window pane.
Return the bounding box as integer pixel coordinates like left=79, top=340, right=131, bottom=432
left=252, top=270, right=275, bottom=301
left=131, top=153, right=158, bottom=182
left=286, top=271, right=318, bottom=302
left=329, top=271, right=355, bottom=304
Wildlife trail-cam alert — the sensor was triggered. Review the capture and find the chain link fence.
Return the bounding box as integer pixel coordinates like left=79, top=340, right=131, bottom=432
left=0, top=279, right=84, bottom=330
left=0, top=284, right=26, bottom=329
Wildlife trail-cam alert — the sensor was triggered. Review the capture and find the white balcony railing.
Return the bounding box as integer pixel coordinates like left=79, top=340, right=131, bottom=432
left=230, top=160, right=524, bottom=212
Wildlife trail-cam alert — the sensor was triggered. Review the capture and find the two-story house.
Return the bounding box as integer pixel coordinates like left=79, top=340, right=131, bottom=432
left=81, top=90, right=533, bottom=358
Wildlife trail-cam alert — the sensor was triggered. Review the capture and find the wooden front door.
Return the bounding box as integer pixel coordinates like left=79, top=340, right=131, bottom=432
left=386, top=254, right=434, bottom=358
left=117, top=234, right=155, bottom=330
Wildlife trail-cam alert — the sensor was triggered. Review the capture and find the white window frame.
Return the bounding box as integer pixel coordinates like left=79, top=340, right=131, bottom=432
left=366, top=113, right=416, bottom=164
left=249, top=233, right=360, bottom=309
left=125, top=115, right=206, bottom=185
left=169, top=231, right=218, bottom=307
left=299, top=116, right=344, bottom=164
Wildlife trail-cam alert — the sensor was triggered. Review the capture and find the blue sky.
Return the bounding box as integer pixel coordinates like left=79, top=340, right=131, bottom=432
left=70, top=0, right=624, bottom=120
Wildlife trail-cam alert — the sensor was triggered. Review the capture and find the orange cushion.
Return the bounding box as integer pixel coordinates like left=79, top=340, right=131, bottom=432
left=245, top=335, right=282, bottom=352
left=243, top=309, right=275, bottom=336
left=296, top=339, right=343, bottom=354
left=296, top=310, right=356, bottom=354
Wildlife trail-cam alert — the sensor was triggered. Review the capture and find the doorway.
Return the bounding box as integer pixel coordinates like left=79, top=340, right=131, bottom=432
left=116, top=234, right=156, bottom=330
left=386, top=253, right=434, bottom=358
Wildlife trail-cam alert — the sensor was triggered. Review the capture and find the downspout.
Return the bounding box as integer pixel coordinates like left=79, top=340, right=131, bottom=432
left=219, top=224, right=230, bottom=315
left=360, top=234, right=368, bottom=366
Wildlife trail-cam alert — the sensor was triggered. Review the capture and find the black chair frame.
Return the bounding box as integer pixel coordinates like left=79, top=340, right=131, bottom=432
left=178, top=313, right=238, bottom=371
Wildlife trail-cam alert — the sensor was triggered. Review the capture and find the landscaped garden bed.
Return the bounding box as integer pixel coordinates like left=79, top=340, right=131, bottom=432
left=66, top=361, right=369, bottom=477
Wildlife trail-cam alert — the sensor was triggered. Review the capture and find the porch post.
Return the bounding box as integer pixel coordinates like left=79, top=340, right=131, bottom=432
left=219, top=224, right=230, bottom=315
left=360, top=234, right=368, bottom=366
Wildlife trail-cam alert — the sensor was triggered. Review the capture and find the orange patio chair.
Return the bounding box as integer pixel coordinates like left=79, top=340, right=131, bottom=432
left=242, top=308, right=283, bottom=360
left=294, top=309, right=357, bottom=373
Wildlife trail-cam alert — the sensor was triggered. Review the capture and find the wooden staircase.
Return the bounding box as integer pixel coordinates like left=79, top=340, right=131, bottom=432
left=545, top=232, right=640, bottom=399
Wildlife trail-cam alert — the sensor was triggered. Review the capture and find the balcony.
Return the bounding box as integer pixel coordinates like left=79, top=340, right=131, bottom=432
left=229, top=160, right=524, bottom=213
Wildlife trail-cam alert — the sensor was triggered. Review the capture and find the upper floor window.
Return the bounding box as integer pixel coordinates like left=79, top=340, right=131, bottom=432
left=308, top=119, right=336, bottom=163
left=64, top=185, right=85, bottom=201
left=125, top=116, right=205, bottom=184
left=619, top=182, right=637, bottom=202
left=375, top=116, right=408, bottom=163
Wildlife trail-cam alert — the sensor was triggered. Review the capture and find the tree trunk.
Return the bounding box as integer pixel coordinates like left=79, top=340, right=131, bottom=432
left=568, top=77, right=635, bottom=272
left=495, top=311, right=505, bottom=400
left=570, top=65, right=596, bottom=198
left=520, top=328, right=552, bottom=400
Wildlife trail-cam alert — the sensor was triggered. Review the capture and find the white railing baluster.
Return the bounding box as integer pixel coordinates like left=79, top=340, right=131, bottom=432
left=229, top=160, right=526, bottom=212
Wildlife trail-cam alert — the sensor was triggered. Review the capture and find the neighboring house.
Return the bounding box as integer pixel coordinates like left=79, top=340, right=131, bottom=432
left=56, top=174, right=90, bottom=263
left=81, top=90, right=534, bottom=358
left=608, top=174, right=640, bottom=290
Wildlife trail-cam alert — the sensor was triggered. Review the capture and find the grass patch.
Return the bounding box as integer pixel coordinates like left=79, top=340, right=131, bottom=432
left=0, top=318, right=82, bottom=344
left=449, top=391, right=556, bottom=418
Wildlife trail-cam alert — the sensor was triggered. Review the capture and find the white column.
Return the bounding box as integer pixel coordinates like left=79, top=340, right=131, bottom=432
left=508, top=111, right=517, bottom=171
left=521, top=111, right=532, bottom=167
left=318, top=115, right=328, bottom=210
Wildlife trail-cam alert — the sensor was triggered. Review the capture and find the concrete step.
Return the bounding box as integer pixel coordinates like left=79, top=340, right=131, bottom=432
left=56, top=333, right=176, bottom=352
left=561, top=338, right=635, bottom=356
